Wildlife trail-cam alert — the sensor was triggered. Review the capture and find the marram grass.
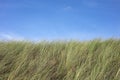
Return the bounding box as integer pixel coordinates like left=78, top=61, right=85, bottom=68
left=0, top=39, right=120, bottom=80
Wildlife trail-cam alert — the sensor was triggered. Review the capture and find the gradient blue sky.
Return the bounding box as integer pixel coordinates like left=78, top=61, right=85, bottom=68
left=0, top=0, right=120, bottom=41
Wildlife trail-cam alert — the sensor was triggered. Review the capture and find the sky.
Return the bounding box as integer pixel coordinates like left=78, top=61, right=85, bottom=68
left=0, top=0, right=120, bottom=41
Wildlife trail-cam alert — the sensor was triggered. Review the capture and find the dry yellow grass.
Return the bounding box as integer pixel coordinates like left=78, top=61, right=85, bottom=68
left=0, top=39, right=120, bottom=80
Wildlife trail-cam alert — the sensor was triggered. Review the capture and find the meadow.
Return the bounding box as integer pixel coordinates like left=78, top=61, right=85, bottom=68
left=0, top=39, right=120, bottom=80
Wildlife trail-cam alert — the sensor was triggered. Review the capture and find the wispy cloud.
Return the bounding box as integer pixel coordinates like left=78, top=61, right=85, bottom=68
left=63, top=6, right=72, bottom=11
left=0, top=33, right=24, bottom=41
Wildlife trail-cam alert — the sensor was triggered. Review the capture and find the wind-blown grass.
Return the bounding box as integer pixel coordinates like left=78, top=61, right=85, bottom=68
left=0, top=39, right=120, bottom=80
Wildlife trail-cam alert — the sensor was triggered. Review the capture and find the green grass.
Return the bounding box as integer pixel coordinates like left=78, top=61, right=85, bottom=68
left=0, top=39, right=120, bottom=80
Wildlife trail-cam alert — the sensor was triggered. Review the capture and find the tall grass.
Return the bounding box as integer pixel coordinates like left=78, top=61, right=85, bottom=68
left=0, top=39, right=120, bottom=80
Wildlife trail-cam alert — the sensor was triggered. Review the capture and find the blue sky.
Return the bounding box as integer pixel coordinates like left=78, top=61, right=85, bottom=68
left=0, top=0, right=120, bottom=41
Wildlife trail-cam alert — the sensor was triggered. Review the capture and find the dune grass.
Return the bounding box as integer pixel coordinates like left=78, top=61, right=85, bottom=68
left=0, top=39, right=120, bottom=80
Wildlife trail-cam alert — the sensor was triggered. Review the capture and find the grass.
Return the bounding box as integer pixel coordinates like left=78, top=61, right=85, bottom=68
left=0, top=39, right=120, bottom=80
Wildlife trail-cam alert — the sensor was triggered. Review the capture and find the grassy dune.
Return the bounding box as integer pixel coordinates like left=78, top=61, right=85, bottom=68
left=0, top=39, right=120, bottom=80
